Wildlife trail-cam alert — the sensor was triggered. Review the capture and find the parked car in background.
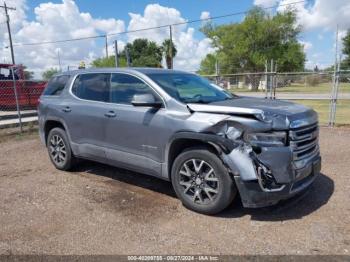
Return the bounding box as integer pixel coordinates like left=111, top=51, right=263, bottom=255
left=0, top=64, right=47, bottom=110
left=38, top=68, right=321, bottom=215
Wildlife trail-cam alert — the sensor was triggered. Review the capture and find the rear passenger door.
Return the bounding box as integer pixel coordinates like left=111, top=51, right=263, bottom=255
left=64, top=73, right=110, bottom=161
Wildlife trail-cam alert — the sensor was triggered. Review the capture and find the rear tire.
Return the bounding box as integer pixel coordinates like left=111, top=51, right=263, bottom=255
left=47, top=127, right=75, bottom=171
left=171, top=147, right=236, bottom=215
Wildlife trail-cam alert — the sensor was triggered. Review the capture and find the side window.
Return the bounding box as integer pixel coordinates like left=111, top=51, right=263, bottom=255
left=110, top=73, right=160, bottom=104
left=72, top=73, right=110, bottom=102
left=43, top=75, right=70, bottom=96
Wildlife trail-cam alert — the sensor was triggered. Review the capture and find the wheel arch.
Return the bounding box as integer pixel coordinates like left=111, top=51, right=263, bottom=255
left=44, top=119, right=70, bottom=146
left=165, top=131, right=236, bottom=180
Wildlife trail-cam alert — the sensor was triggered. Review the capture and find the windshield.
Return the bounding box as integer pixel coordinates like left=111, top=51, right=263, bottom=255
left=147, top=73, right=234, bottom=104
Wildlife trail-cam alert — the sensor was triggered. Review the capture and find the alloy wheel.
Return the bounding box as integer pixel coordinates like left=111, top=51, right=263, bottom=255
left=49, top=135, right=67, bottom=165
left=178, top=159, right=219, bottom=204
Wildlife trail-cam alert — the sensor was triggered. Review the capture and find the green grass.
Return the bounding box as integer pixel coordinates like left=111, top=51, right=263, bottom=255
left=292, top=100, right=350, bottom=125
left=229, top=82, right=350, bottom=94
left=0, top=124, right=38, bottom=143
left=278, top=82, right=350, bottom=93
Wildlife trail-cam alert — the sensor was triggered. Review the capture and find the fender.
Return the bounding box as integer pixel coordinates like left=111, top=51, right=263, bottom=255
left=162, top=131, right=239, bottom=179
left=169, top=131, right=238, bottom=153
left=43, top=116, right=72, bottom=144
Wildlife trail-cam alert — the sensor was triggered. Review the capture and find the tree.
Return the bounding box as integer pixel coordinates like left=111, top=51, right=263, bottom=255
left=22, top=65, right=34, bottom=80
left=199, top=7, right=305, bottom=75
left=198, top=53, right=217, bottom=75
left=198, top=53, right=223, bottom=75
left=42, top=68, right=59, bottom=80
left=24, top=70, right=34, bottom=80
left=91, top=39, right=163, bottom=68
left=161, top=39, right=177, bottom=69
left=123, top=39, right=163, bottom=67
left=342, top=30, right=350, bottom=69
left=91, top=55, right=127, bottom=68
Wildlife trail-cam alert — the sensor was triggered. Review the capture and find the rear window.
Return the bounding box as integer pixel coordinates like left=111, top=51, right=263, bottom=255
left=43, top=75, right=70, bottom=96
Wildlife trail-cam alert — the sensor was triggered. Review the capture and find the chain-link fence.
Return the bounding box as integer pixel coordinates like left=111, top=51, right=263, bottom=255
left=204, top=72, right=340, bottom=94
left=202, top=71, right=350, bottom=126
left=0, top=76, right=46, bottom=132
left=0, top=70, right=349, bottom=133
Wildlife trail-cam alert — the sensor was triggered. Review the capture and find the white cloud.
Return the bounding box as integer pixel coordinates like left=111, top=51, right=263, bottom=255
left=254, top=0, right=279, bottom=7
left=200, top=11, right=210, bottom=20
left=0, top=0, right=124, bottom=76
left=0, top=0, right=27, bottom=60
left=299, top=40, right=312, bottom=51
left=277, top=0, right=350, bottom=31
left=0, top=0, right=27, bottom=31
left=262, top=0, right=350, bottom=69
left=126, top=4, right=214, bottom=71
left=0, top=1, right=214, bottom=76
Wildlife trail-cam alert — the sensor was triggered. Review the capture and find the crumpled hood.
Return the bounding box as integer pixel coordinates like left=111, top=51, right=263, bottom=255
left=187, top=96, right=318, bottom=129
left=210, top=96, right=310, bottom=115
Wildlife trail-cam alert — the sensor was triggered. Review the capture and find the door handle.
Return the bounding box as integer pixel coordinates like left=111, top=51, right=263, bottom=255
left=62, top=106, right=71, bottom=113
left=104, top=111, right=116, bottom=118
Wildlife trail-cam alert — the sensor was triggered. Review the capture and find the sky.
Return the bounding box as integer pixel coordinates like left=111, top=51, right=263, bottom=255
left=0, top=0, right=349, bottom=78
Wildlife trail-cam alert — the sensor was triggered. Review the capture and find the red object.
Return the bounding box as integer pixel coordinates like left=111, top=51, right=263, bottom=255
left=0, top=64, right=47, bottom=110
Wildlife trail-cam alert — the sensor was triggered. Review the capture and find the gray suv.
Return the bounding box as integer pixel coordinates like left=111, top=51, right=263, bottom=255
left=38, top=68, right=321, bottom=214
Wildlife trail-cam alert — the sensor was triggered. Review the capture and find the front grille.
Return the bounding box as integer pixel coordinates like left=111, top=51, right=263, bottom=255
left=289, top=122, right=319, bottom=161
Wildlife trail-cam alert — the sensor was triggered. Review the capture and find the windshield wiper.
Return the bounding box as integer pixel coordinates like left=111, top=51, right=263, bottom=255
left=192, top=100, right=210, bottom=104
left=184, top=99, right=209, bottom=104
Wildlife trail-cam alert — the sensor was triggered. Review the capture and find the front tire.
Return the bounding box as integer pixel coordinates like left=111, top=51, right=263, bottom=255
left=47, top=127, right=75, bottom=171
left=171, top=147, right=236, bottom=215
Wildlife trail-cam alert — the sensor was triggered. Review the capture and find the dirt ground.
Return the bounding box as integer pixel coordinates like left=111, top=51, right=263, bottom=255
left=0, top=127, right=349, bottom=255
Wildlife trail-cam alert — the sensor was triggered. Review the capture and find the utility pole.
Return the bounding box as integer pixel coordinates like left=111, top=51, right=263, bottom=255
left=269, top=59, right=274, bottom=99
left=11, top=66, right=22, bottom=132
left=114, top=40, right=118, bottom=67
left=125, top=47, right=131, bottom=67
left=273, top=63, right=277, bottom=99
left=331, top=54, right=341, bottom=126
left=105, top=35, right=108, bottom=58
left=329, top=25, right=339, bottom=127
left=264, top=60, right=268, bottom=99
left=215, top=58, right=219, bottom=85
left=57, top=49, right=62, bottom=72
left=169, top=25, right=173, bottom=69
left=1, top=2, right=16, bottom=65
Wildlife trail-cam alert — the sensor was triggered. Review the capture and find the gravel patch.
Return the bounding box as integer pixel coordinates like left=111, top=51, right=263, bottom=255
left=0, top=127, right=349, bottom=255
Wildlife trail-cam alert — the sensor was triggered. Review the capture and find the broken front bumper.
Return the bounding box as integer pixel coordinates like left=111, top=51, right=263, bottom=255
left=223, top=145, right=321, bottom=208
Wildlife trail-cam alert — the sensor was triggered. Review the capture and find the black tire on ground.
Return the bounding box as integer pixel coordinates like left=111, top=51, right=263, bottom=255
left=47, top=127, right=75, bottom=171
left=171, top=147, right=237, bottom=215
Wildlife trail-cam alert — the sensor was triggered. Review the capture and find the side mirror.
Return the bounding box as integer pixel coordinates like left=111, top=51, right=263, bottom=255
left=131, top=93, right=162, bottom=107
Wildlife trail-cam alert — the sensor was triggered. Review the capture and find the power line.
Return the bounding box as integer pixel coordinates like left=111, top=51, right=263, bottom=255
left=12, top=34, right=106, bottom=47
left=10, top=0, right=305, bottom=48
left=108, top=0, right=306, bottom=36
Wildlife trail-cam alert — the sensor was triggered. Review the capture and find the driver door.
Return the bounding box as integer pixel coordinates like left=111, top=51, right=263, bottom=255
left=104, top=73, right=169, bottom=176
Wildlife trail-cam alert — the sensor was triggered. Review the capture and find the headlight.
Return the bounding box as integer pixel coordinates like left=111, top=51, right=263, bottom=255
left=245, top=131, right=287, bottom=147
left=225, top=126, right=242, bottom=140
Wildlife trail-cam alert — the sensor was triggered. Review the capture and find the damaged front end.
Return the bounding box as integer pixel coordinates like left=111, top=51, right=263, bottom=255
left=205, top=118, right=321, bottom=208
